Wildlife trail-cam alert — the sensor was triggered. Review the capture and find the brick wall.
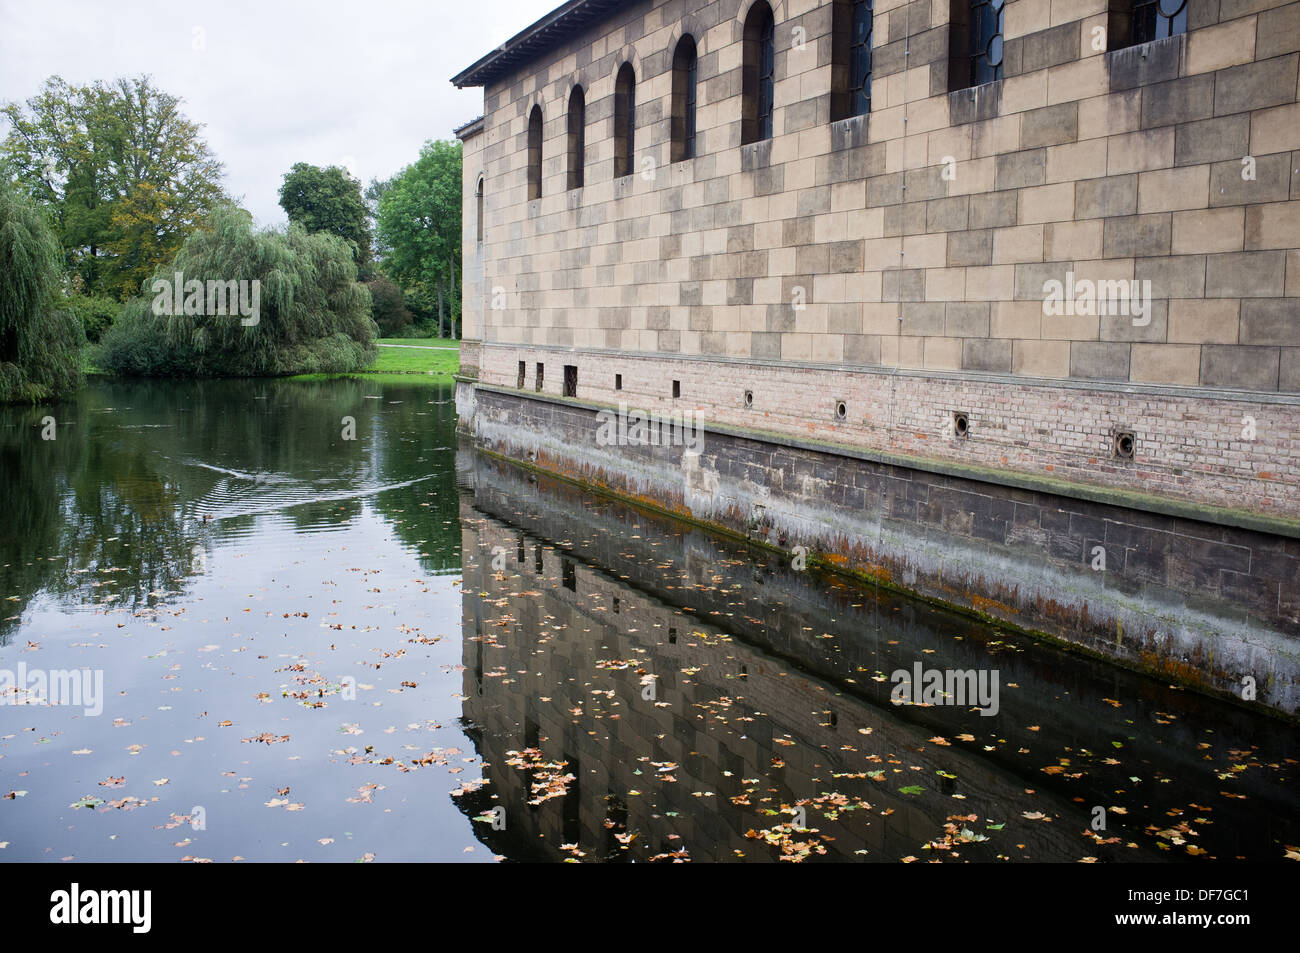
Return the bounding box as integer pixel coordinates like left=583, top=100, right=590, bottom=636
left=476, top=344, right=1300, bottom=517
left=463, top=0, right=1300, bottom=388
left=460, top=119, right=486, bottom=379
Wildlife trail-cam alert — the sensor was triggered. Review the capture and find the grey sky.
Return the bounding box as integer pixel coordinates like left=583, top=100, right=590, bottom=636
left=0, top=0, right=558, bottom=225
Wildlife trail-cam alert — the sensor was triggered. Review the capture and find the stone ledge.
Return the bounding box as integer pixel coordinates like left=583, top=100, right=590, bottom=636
left=471, top=339, right=1300, bottom=406
left=469, top=380, right=1300, bottom=539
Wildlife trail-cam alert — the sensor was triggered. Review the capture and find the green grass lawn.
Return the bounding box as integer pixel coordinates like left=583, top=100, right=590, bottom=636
left=368, top=340, right=460, bottom=376
left=82, top=338, right=460, bottom=383
left=378, top=337, right=460, bottom=349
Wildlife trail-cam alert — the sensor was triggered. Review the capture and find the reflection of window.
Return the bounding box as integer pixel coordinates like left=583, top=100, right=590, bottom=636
left=523, top=717, right=540, bottom=810
left=562, top=753, right=581, bottom=844
left=1127, top=0, right=1188, bottom=47
left=604, top=791, right=628, bottom=859
left=567, top=86, right=585, bottom=190
left=832, top=0, right=873, bottom=121
left=671, top=36, right=698, bottom=162
left=742, top=1, right=775, bottom=144
left=614, top=64, right=635, bottom=178
left=969, top=0, right=1004, bottom=86
left=527, top=105, right=543, bottom=200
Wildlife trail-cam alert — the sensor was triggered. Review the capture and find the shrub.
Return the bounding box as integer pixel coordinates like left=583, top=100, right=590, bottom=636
left=60, top=293, right=121, bottom=343
left=366, top=276, right=414, bottom=337
left=95, top=298, right=195, bottom=377
left=96, top=205, right=377, bottom=378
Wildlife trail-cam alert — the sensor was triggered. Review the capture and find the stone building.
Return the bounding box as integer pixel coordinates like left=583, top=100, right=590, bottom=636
left=450, top=0, right=1300, bottom=713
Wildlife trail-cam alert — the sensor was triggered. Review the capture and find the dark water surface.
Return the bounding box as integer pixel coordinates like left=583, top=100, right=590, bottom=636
left=1, top=378, right=1296, bottom=862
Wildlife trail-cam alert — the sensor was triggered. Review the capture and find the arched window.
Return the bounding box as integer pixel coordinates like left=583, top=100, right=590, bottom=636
left=475, top=176, right=484, bottom=243
left=527, top=105, right=543, bottom=200
left=742, top=2, right=775, bottom=145
left=567, top=86, right=585, bottom=190
left=671, top=36, right=698, bottom=162
left=614, top=63, right=635, bottom=178
left=832, top=0, right=873, bottom=121
left=949, top=0, right=1004, bottom=90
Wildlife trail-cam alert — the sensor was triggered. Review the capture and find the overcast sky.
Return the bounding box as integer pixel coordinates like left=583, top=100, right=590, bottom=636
left=0, top=0, right=558, bottom=225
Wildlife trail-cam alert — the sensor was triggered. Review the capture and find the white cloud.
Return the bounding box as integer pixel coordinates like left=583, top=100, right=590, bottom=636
left=0, top=0, right=558, bottom=225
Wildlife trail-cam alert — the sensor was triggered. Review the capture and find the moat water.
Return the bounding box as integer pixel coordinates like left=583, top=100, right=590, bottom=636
left=1, top=378, right=1296, bottom=862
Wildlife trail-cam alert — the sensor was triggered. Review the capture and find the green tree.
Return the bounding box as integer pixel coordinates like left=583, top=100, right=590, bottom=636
left=1, top=75, right=226, bottom=301
left=0, top=181, right=85, bottom=401
left=97, top=205, right=377, bottom=378
left=278, top=163, right=373, bottom=270
left=365, top=275, right=414, bottom=337
left=375, top=140, right=462, bottom=337
left=364, top=175, right=392, bottom=261
left=60, top=290, right=120, bottom=343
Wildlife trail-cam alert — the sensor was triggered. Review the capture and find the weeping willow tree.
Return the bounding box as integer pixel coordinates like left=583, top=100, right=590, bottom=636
left=97, top=205, right=377, bottom=378
left=0, top=182, right=84, bottom=402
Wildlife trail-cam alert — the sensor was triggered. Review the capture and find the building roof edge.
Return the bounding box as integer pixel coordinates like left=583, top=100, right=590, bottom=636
left=450, top=0, right=627, bottom=88
left=453, top=116, right=485, bottom=139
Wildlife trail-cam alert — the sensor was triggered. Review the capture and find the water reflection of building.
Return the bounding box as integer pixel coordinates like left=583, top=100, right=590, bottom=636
left=454, top=446, right=1300, bottom=862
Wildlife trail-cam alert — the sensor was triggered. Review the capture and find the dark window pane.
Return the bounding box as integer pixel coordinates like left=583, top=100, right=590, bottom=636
left=614, top=65, right=635, bottom=177
left=969, top=0, right=1005, bottom=87
left=849, top=0, right=873, bottom=117
left=674, top=38, right=698, bottom=162
left=758, top=12, right=774, bottom=140
left=626, top=82, right=635, bottom=169
left=1133, top=0, right=1188, bottom=44
left=685, top=52, right=697, bottom=159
